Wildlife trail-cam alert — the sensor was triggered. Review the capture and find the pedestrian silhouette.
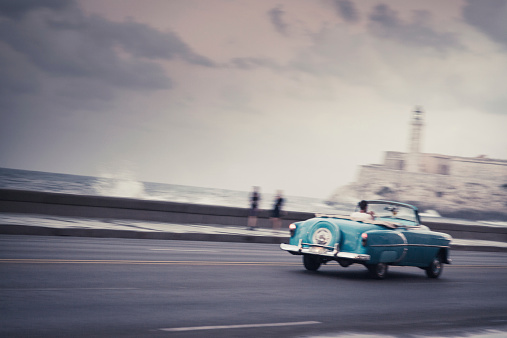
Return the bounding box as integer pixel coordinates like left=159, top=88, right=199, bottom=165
left=247, top=186, right=261, bottom=230
left=270, top=190, right=284, bottom=230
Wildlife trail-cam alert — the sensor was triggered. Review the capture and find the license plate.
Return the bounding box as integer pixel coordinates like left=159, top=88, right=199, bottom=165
left=310, top=247, right=326, bottom=254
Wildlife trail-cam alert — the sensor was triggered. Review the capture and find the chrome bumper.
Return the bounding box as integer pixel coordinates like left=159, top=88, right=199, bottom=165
left=280, top=243, right=370, bottom=261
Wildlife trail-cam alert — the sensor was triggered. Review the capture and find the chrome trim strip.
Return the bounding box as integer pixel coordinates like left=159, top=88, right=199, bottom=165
left=280, top=244, right=370, bottom=261
left=369, top=244, right=450, bottom=248
left=394, top=232, right=408, bottom=264
left=336, top=252, right=371, bottom=260
left=314, top=213, right=352, bottom=220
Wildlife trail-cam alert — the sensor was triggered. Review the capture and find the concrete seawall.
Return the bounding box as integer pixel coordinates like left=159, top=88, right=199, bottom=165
left=0, top=189, right=313, bottom=229
left=1, top=189, right=506, bottom=243
left=422, top=220, right=507, bottom=242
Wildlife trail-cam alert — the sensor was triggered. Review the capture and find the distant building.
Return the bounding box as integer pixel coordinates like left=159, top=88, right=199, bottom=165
left=328, top=108, right=507, bottom=220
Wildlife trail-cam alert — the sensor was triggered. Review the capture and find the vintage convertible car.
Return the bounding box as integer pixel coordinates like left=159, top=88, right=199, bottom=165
left=280, top=200, right=452, bottom=279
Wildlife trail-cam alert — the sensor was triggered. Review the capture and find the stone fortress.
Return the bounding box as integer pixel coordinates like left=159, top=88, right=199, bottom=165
left=328, top=108, right=507, bottom=221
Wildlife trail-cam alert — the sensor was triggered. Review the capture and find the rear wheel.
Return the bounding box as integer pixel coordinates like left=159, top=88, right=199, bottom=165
left=367, top=263, right=388, bottom=279
left=425, top=255, right=443, bottom=278
left=303, top=255, right=321, bottom=271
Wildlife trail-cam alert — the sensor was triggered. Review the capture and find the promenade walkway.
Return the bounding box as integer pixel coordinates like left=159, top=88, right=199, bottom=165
left=1, top=213, right=506, bottom=252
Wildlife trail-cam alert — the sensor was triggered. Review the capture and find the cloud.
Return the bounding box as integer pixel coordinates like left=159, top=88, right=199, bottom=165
left=0, top=0, right=213, bottom=117
left=268, top=5, right=288, bottom=35
left=228, top=57, right=282, bottom=70
left=0, top=43, right=39, bottom=96
left=92, top=19, right=215, bottom=67
left=463, top=0, right=507, bottom=48
left=332, top=0, right=359, bottom=23
left=367, top=4, right=462, bottom=51
left=0, top=0, right=68, bottom=19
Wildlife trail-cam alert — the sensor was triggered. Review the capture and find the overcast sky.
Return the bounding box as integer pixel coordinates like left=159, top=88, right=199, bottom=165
left=1, top=0, right=506, bottom=198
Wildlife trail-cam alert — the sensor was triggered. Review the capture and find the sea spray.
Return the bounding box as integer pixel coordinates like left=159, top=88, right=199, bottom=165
left=93, top=170, right=146, bottom=199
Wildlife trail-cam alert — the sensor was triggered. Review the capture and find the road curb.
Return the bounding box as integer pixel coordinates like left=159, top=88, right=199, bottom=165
left=450, top=244, right=507, bottom=253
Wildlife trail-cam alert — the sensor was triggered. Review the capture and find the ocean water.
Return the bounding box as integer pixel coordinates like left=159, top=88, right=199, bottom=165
left=0, top=167, right=352, bottom=214
left=2, top=167, right=506, bottom=227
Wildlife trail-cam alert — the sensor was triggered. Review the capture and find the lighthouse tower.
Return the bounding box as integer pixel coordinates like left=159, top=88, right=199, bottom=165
left=406, top=107, right=424, bottom=172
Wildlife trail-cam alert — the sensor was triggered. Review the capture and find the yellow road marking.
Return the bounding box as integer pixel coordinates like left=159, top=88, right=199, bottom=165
left=0, top=259, right=300, bottom=266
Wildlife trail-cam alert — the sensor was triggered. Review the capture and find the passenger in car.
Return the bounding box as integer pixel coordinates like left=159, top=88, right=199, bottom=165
left=350, top=200, right=375, bottom=221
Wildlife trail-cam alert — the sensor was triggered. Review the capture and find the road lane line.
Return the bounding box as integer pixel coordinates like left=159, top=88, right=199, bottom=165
left=0, top=288, right=137, bottom=291
left=2, top=259, right=506, bottom=268
left=159, top=321, right=321, bottom=332
left=448, top=265, right=507, bottom=268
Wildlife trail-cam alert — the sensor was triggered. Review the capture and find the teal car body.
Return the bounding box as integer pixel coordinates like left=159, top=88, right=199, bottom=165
left=280, top=200, right=452, bottom=279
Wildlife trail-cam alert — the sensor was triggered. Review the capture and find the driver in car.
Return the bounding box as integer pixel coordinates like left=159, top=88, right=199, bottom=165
left=350, top=200, right=376, bottom=221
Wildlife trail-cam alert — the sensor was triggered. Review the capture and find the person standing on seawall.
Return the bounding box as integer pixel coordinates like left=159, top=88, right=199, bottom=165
left=247, top=186, right=261, bottom=230
left=271, top=190, right=284, bottom=230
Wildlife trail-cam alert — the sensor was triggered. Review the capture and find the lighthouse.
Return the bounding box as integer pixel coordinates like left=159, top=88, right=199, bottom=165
left=406, top=107, right=424, bottom=172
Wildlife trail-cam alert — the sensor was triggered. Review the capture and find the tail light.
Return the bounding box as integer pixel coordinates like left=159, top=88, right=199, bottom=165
left=289, top=223, right=296, bottom=237
left=361, top=233, right=368, bottom=246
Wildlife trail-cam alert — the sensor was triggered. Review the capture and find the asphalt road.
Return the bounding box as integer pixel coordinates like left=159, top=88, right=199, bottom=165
left=1, top=235, right=507, bottom=338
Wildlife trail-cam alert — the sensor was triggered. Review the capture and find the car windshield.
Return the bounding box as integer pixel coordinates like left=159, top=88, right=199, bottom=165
left=366, top=202, right=418, bottom=224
